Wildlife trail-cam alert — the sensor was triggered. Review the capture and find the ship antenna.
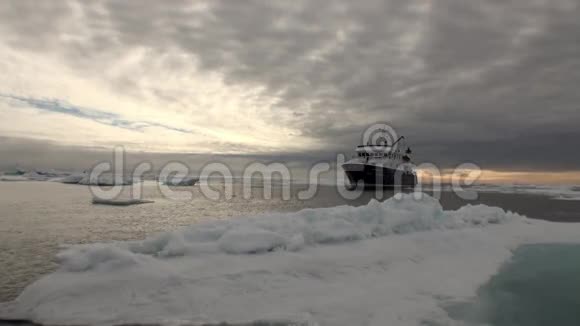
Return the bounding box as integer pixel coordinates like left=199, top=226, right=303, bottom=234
left=392, top=136, right=405, bottom=147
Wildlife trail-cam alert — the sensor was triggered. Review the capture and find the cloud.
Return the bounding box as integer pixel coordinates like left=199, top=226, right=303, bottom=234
left=1, top=94, right=192, bottom=133
left=0, top=0, right=579, bottom=171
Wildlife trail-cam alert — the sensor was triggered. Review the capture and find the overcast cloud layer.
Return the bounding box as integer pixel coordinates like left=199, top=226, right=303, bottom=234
left=0, top=0, right=579, bottom=171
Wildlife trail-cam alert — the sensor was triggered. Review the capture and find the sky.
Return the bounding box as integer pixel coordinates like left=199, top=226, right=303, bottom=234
left=0, top=0, right=579, bottom=183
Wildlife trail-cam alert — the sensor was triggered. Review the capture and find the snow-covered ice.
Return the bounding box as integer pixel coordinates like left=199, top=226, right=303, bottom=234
left=2, top=193, right=580, bottom=326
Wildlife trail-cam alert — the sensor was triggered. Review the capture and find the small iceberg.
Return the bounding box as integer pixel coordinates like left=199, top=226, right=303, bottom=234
left=162, top=176, right=198, bottom=186
left=58, top=173, right=86, bottom=184
left=56, top=172, right=133, bottom=186
left=0, top=175, right=29, bottom=182
left=79, top=174, right=133, bottom=186
left=91, top=198, right=154, bottom=206
left=1, top=169, right=70, bottom=182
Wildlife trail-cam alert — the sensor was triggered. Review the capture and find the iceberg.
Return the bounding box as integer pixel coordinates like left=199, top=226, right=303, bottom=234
left=55, top=172, right=133, bottom=186
left=2, top=193, right=580, bottom=326
left=162, top=176, right=199, bottom=186
left=58, top=173, right=86, bottom=184
left=91, top=198, right=154, bottom=206
left=0, top=169, right=134, bottom=185
left=0, top=175, right=29, bottom=182
left=77, top=173, right=133, bottom=186
left=0, top=169, right=70, bottom=182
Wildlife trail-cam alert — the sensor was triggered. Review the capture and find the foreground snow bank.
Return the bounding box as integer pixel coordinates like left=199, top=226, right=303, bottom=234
left=61, top=194, right=520, bottom=262
left=2, top=193, right=580, bottom=326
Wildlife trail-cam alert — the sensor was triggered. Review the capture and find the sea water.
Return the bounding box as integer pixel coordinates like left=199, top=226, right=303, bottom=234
left=448, top=243, right=580, bottom=326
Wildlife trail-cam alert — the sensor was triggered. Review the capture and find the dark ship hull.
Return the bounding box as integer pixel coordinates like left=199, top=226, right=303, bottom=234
left=342, top=163, right=417, bottom=188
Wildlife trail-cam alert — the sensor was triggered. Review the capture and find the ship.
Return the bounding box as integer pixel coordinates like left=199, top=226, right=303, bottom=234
left=342, top=130, right=417, bottom=189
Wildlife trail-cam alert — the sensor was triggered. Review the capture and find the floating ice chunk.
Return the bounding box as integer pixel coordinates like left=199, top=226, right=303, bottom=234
left=58, top=173, right=86, bottom=184
left=0, top=169, right=141, bottom=185
left=553, top=195, right=580, bottom=201
left=77, top=174, right=133, bottom=186
left=91, top=198, right=154, bottom=206
left=468, top=183, right=580, bottom=200
left=162, top=176, right=199, bottom=186
left=1, top=169, right=71, bottom=182
left=0, top=175, right=29, bottom=182
left=55, top=172, right=133, bottom=186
